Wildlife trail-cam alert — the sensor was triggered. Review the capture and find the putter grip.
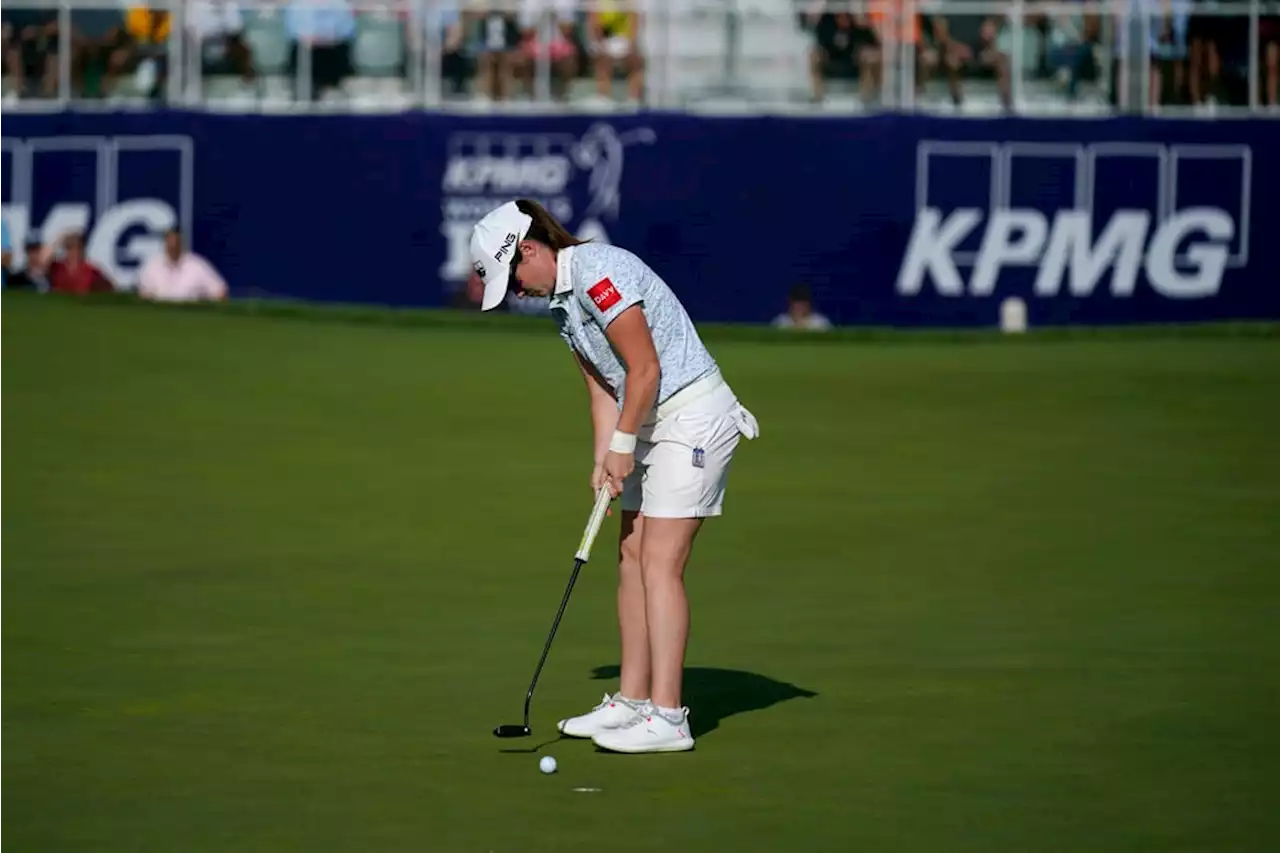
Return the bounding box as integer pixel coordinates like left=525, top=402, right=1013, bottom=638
left=574, top=486, right=614, bottom=563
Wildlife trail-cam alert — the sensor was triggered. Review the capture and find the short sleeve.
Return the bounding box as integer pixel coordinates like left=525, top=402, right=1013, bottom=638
left=575, top=250, right=644, bottom=329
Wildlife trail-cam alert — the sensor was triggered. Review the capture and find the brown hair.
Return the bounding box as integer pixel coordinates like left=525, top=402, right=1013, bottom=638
left=515, top=199, right=590, bottom=251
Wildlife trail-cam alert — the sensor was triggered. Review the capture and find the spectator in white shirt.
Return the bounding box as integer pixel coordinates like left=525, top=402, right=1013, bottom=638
left=187, top=1, right=256, bottom=92
left=772, top=284, right=833, bottom=331
left=138, top=228, right=229, bottom=303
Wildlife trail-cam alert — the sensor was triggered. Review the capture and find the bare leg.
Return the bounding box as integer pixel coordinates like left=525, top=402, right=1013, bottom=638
left=809, top=46, right=826, bottom=101
left=616, top=510, right=650, bottom=701
left=640, top=516, right=703, bottom=709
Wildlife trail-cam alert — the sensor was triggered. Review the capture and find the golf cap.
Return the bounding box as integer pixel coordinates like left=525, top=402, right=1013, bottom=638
left=470, top=201, right=533, bottom=311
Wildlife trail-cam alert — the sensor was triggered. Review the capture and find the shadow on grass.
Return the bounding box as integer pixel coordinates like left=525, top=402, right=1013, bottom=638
left=590, top=664, right=817, bottom=738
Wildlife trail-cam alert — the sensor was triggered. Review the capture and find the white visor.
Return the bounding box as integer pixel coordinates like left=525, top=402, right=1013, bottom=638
left=470, top=202, right=534, bottom=311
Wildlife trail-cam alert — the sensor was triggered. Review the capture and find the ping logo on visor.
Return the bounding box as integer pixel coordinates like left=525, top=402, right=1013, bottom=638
left=588, top=278, right=621, bottom=311
left=495, top=231, right=518, bottom=263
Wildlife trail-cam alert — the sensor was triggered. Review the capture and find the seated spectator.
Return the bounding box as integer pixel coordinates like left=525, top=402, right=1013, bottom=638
left=589, top=0, right=643, bottom=103
left=1188, top=0, right=1248, bottom=107
left=68, top=10, right=126, bottom=97
left=467, top=2, right=521, bottom=101
left=1044, top=10, right=1101, bottom=101
left=933, top=10, right=1010, bottom=110
left=804, top=7, right=870, bottom=104
left=430, top=1, right=471, bottom=97
left=3, top=9, right=59, bottom=98
left=286, top=0, right=355, bottom=100
left=864, top=0, right=937, bottom=105
left=517, top=0, right=579, bottom=101
left=188, top=1, right=257, bottom=94
left=42, top=232, right=115, bottom=295
left=772, top=285, right=832, bottom=331
left=138, top=228, right=228, bottom=303
left=7, top=240, right=53, bottom=292
left=117, top=6, right=171, bottom=98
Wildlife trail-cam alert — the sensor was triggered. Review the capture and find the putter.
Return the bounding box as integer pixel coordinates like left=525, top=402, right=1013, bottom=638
left=494, top=485, right=614, bottom=738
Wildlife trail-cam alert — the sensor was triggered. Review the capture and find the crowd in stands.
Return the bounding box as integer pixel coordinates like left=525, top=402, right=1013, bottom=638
left=2, top=0, right=647, bottom=105
left=4, top=0, right=1277, bottom=109
left=805, top=0, right=1280, bottom=109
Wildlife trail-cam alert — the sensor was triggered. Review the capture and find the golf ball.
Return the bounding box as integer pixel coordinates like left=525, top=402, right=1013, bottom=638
left=539, top=756, right=558, bottom=774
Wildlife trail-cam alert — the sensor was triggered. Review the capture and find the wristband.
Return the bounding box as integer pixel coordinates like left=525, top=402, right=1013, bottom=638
left=609, top=430, right=637, bottom=454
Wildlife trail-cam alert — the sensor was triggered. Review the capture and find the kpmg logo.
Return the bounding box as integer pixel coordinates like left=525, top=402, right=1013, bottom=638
left=1, top=135, right=193, bottom=290
left=439, top=123, right=656, bottom=285
left=896, top=141, right=1251, bottom=300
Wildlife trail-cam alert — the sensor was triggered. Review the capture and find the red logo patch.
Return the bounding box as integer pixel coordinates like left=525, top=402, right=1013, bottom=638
left=588, top=278, right=621, bottom=312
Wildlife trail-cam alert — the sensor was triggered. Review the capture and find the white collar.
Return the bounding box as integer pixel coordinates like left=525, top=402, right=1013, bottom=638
left=552, top=245, right=576, bottom=298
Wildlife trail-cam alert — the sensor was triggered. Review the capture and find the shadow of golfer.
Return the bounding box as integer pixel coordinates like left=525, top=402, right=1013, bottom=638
left=590, top=665, right=817, bottom=737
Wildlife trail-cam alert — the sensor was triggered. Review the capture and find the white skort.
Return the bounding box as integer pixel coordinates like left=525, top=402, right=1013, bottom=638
left=621, top=370, right=760, bottom=518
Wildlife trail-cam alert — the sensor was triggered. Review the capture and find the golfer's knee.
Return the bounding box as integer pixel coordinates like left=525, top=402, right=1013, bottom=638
left=618, top=525, right=644, bottom=585
left=639, top=545, right=684, bottom=587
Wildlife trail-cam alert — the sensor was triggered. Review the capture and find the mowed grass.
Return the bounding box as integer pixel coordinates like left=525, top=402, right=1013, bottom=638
left=4, top=295, right=1279, bottom=853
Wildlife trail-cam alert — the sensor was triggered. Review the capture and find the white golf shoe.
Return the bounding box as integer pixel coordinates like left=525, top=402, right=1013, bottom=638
left=592, top=706, right=695, bottom=753
left=557, top=693, right=647, bottom=738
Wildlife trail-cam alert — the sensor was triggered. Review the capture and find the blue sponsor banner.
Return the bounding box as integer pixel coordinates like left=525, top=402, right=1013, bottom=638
left=3, top=110, right=1277, bottom=326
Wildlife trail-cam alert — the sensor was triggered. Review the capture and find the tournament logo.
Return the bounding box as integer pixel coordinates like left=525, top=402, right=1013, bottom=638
left=439, top=123, right=657, bottom=293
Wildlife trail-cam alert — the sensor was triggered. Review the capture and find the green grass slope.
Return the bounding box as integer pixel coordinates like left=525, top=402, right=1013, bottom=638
left=4, top=295, right=1278, bottom=852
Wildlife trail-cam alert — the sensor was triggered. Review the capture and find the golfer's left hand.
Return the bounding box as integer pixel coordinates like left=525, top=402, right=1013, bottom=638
left=602, top=450, right=634, bottom=498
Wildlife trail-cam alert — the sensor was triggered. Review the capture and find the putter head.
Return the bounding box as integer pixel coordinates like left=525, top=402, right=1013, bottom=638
left=494, top=724, right=532, bottom=738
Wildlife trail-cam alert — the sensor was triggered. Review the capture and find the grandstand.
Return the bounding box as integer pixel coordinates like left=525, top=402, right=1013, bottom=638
left=4, top=0, right=1279, bottom=113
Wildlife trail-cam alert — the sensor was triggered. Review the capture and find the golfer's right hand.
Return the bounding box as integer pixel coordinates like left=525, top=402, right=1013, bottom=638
left=591, top=463, right=617, bottom=513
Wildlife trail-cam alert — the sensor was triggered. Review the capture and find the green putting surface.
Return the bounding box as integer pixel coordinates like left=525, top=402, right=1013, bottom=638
left=4, top=295, right=1278, bottom=852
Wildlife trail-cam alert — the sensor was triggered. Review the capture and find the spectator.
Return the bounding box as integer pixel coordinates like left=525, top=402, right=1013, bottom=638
left=3, top=9, right=59, bottom=98
left=188, top=1, right=257, bottom=94
left=1188, top=0, right=1248, bottom=107
left=468, top=2, right=522, bottom=101
left=805, top=7, right=868, bottom=104
left=286, top=0, right=356, bottom=101
left=1044, top=9, right=1101, bottom=102
left=864, top=0, right=937, bottom=106
left=69, top=10, right=126, bottom=97
left=1149, top=0, right=1192, bottom=106
left=933, top=10, right=1009, bottom=110
left=772, top=285, right=833, bottom=331
left=428, top=0, right=471, bottom=98
left=518, top=0, right=579, bottom=101
left=43, top=232, right=115, bottom=295
left=1112, top=0, right=1192, bottom=108
left=7, top=241, right=53, bottom=292
left=118, top=6, right=171, bottom=98
left=589, top=0, right=643, bottom=103
left=138, top=228, right=228, bottom=303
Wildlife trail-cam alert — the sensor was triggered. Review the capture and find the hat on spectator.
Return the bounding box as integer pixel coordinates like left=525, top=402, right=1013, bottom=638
left=470, top=201, right=533, bottom=311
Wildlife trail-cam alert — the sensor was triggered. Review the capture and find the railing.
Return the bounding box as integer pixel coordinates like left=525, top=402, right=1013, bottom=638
left=2, top=0, right=1278, bottom=115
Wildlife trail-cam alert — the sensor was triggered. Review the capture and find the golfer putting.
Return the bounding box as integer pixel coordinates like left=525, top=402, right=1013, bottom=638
left=472, top=199, right=759, bottom=754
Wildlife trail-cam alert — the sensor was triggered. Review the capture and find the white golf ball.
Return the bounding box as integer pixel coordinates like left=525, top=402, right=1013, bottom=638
left=539, top=755, right=558, bottom=774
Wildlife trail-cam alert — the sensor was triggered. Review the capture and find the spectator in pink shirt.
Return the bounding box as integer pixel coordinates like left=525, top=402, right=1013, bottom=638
left=138, top=228, right=228, bottom=303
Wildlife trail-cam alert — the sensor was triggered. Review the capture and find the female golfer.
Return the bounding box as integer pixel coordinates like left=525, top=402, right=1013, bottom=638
left=471, top=199, right=759, bottom=753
